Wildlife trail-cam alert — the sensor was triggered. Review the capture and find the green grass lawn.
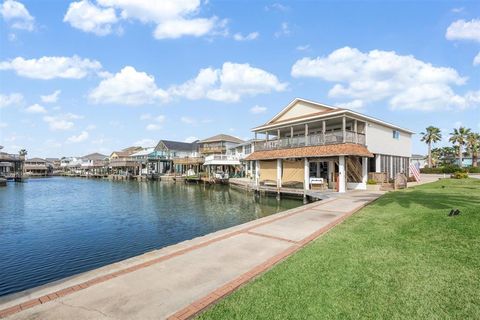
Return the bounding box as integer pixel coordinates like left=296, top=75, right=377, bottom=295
left=198, top=179, right=480, bottom=319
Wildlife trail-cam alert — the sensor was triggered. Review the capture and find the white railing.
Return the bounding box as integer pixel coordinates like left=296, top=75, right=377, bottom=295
left=255, top=131, right=366, bottom=151
left=205, top=154, right=241, bottom=162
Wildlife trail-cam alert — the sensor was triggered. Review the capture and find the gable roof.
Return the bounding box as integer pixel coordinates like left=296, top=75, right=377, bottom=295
left=156, top=140, right=198, bottom=152
left=199, top=134, right=244, bottom=144
left=266, top=98, right=338, bottom=125
left=253, top=98, right=414, bottom=134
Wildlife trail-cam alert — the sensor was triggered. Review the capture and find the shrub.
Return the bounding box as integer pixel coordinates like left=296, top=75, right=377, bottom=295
left=420, top=165, right=475, bottom=174
left=451, top=171, right=469, bottom=179
left=367, top=179, right=377, bottom=185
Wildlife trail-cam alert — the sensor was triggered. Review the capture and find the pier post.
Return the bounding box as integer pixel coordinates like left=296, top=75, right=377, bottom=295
left=338, top=156, right=346, bottom=193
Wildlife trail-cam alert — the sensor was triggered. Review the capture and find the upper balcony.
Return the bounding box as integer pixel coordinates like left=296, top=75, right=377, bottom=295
left=199, top=146, right=226, bottom=154
left=253, top=116, right=367, bottom=152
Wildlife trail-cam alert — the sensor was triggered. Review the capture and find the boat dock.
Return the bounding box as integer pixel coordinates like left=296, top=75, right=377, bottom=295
left=229, top=178, right=334, bottom=201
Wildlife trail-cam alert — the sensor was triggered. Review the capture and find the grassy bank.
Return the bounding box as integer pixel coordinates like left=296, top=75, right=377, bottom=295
left=198, top=179, right=480, bottom=319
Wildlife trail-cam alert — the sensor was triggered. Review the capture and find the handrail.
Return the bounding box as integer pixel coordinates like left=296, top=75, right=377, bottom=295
left=254, top=131, right=366, bottom=151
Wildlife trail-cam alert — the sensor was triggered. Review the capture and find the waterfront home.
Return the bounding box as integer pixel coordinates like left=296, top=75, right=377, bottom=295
left=246, top=98, right=413, bottom=192
left=24, top=158, right=50, bottom=176
left=154, top=140, right=201, bottom=175
left=200, top=134, right=245, bottom=178
left=129, top=147, right=161, bottom=175
left=109, top=146, right=143, bottom=175
left=0, top=146, right=24, bottom=179
left=227, top=139, right=257, bottom=177
left=79, top=153, right=108, bottom=176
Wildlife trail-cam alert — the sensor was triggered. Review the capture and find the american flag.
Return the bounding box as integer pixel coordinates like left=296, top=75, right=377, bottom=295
left=409, top=163, right=421, bottom=182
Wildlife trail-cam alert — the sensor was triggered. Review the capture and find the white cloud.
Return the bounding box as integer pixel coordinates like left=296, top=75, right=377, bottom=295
left=170, top=62, right=287, bottom=102
left=0, top=92, right=23, bottom=108
left=0, top=56, right=102, bottom=79
left=146, top=124, right=161, bottom=131
left=451, top=7, right=464, bottom=13
left=25, top=103, right=47, bottom=114
left=140, top=113, right=151, bottom=120
left=64, top=0, right=118, bottom=36
left=43, top=113, right=83, bottom=131
left=41, top=90, right=61, bottom=103
left=274, top=22, right=290, bottom=38
left=291, top=46, right=473, bottom=111
left=0, top=122, right=7, bottom=128
left=67, top=131, right=89, bottom=143
left=180, top=116, right=195, bottom=124
left=89, top=66, right=169, bottom=105
left=336, top=100, right=364, bottom=110
left=64, top=0, right=225, bottom=39
left=250, top=105, right=267, bottom=114
left=184, top=136, right=198, bottom=143
left=296, top=44, right=310, bottom=51
left=134, top=138, right=156, bottom=147
left=0, top=0, right=35, bottom=31
left=233, top=32, right=259, bottom=41
left=446, top=19, right=480, bottom=42
left=474, top=52, right=480, bottom=66
left=265, top=3, right=289, bottom=12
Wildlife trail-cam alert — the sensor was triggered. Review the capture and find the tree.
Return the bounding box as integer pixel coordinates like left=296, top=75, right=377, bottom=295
left=466, top=132, right=480, bottom=167
left=420, top=126, right=442, bottom=168
left=449, top=127, right=471, bottom=167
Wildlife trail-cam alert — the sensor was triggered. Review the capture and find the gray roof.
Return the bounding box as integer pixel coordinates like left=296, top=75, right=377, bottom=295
left=26, top=157, right=45, bottom=162
left=199, top=134, right=244, bottom=144
left=157, top=140, right=198, bottom=152
left=81, top=153, right=108, bottom=161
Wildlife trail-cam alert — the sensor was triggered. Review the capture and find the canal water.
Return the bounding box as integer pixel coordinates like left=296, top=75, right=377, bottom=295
left=0, top=177, right=302, bottom=297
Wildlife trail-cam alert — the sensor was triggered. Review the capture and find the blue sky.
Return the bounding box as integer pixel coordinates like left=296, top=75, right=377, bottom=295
left=0, top=0, right=479, bottom=158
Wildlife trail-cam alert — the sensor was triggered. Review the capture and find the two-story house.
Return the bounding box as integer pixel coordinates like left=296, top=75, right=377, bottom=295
left=200, top=134, right=245, bottom=178
left=245, top=98, right=413, bottom=192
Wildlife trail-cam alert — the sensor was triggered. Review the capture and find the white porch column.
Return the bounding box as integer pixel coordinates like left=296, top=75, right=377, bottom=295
left=277, top=159, right=282, bottom=188
left=316, top=162, right=321, bottom=178
left=304, top=158, right=310, bottom=190
left=338, top=156, right=346, bottom=193
left=255, top=160, right=260, bottom=187
left=342, top=116, right=346, bottom=143
left=375, top=154, right=381, bottom=172
left=362, top=157, right=368, bottom=185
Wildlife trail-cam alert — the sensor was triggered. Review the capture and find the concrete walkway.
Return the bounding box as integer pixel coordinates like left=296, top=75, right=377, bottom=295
left=0, top=190, right=384, bottom=320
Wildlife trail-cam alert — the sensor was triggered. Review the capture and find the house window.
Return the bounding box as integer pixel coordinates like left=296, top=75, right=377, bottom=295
left=392, top=130, right=400, bottom=139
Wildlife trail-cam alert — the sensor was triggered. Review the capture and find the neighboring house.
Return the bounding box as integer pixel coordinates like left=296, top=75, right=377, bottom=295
left=200, top=134, right=245, bottom=177
left=80, top=153, right=108, bottom=175
left=130, top=147, right=159, bottom=175
left=154, top=140, right=200, bottom=174
left=410, top=154, right=426, bottom=169
left=109, top=147, right=143, bottom=175
left=227, top=139, right=258, bottom=177
left=245, top=98, right=413, bottom=192
left=24, top=158, right=50, bottom=176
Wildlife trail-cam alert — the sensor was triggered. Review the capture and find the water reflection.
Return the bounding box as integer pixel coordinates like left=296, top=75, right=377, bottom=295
left=0, top=177, right=301, bottom=297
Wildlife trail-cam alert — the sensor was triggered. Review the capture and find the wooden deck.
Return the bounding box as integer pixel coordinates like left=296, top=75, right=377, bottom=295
left=229, top=178, right=334, bottom=201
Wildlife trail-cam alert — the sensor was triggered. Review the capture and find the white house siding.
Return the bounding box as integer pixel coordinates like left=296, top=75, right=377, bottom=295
left=366, top=122, right=411, bottom=157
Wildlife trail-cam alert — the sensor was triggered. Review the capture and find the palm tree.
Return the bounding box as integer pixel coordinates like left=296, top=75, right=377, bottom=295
left=420, top=126, right=442, bottom=168
left=449, top=127, right=471, bottom=167
left=466, top=132, right=480, bottom=167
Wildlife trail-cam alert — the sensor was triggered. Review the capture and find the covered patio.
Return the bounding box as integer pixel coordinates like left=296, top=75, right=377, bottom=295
left=246, top=144, right=373, bottom=193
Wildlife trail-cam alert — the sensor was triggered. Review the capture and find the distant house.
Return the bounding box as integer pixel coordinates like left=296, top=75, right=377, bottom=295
left=80, top=153, right=108, bottom=176
left=154, top=140, right=200, bottom=174
left=24, top=158, right=49, bottom=176
left=200, top=134, right=245, bottom=177
left=109, top=147, right=143, bottom=175
left=410, top=154, right=426, bottom=169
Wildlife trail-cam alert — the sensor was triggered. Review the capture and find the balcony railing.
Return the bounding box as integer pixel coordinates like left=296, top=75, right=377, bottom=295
left=205, top=155, right=241, bottom=162
left=199, top=146, right=226, bottom=154
left=254, top=131, right=366, bottom=151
